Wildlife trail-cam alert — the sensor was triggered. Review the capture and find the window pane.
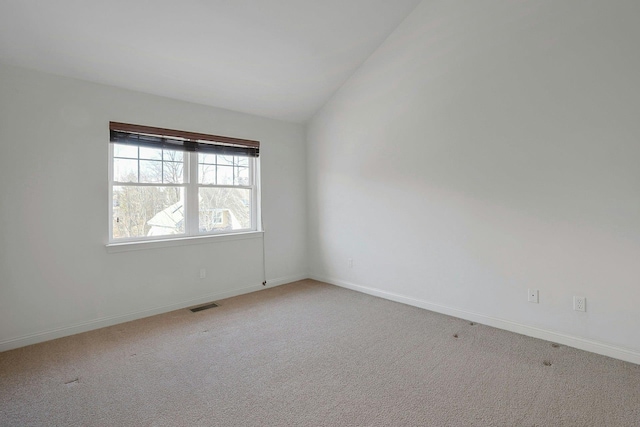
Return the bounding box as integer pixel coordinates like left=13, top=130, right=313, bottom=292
left=164, top=150, right=183, bottom=162
left=139, top=146, right=162, bottom=160
left=113, top=158, right=138, bottom=182
left=114, top=143, right=138, bottom=159
left=199, top=188, right=251, bottom=232
left=217, top=155, right=234, bottom=166
left=236, top=157, right=248, bottom=167
left=236, top=166, right=249, bottom=185
left=199, top=163, right=216, bottom=184
left=112, top=186, right=184, bottom=239
left=217, top=165, right=234, bottom=185
left=199, top=153, right=216, bottom=164
left=139, top=160, right=162, bottom=183
left=163, top=161, right=184, bottom=184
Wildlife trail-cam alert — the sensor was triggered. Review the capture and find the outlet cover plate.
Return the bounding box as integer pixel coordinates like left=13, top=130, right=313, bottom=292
left=573, top=296, right=586, bottom=312
left=528, top=289, right=539, bottom=303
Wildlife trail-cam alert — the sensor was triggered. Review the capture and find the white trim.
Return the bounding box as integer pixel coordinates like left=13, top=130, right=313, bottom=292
left=251, top=156, right=259, bottom=232
left=186, top=151, right=198, bottom=235
left=0, top=273, right=307, bottom=353
left=106, top=230, right=264, bottom=253
left=310, top=274, right=640, bottom=366
left=196, top=184, right=254, bottom=190
left=263, top=273, right=308, bottom=288
left=108, top=142, right=114, bottom=242
left=112, top=182, right=187, bottom=187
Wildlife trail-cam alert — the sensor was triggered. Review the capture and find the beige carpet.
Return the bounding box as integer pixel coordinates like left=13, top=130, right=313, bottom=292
left=1, top=280, right=639, bottom=426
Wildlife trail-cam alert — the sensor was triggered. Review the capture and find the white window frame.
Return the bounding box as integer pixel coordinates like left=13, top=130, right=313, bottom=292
left=108, top=143, right=259, bottom=244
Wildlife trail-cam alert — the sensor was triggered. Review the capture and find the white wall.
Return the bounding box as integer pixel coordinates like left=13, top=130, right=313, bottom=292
left=0, top=63, right=307, bottom=350
left=307, top=0, right=640, bottom=362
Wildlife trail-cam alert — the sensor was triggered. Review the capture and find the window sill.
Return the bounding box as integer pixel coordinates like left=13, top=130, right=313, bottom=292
left=106, top=231, right=264, bottom=253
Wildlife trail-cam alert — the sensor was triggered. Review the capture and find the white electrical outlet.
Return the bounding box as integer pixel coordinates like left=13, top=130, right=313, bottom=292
left=528, top=289, right=539, bottom=303
left=573, top=296, right=586, bottom=312
left=199, top=268, right=206, bottom=279
left=348, top=258, right=353, bottom=268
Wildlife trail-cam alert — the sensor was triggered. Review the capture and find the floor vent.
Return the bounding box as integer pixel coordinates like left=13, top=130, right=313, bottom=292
left=190, top=302, right=219, bottom=313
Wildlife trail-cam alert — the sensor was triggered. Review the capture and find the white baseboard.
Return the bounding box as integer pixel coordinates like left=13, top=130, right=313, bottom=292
left=310, top=274, right=640, bottom=366
left=264, top=273, right=308, bottom=288
left=0, top=274, right=306, bottom=353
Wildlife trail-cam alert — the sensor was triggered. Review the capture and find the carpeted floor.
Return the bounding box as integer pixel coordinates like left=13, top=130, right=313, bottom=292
left=1, top=279, right=639, bottom=426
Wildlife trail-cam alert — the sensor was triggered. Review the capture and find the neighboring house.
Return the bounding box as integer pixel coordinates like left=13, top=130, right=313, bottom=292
left=147, top=201, right=240, bottom=236
left=146, top=201, right=184, bottom=236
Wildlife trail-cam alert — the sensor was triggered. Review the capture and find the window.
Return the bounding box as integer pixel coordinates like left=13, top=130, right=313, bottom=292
left=109, top=122, right=260, bottom=243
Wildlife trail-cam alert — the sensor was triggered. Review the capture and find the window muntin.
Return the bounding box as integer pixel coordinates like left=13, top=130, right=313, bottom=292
left=198, top=154, right=249, bottom=186
left=113, top=144, right=185, bottom=184
left=110, top=144, right=258, bottom=243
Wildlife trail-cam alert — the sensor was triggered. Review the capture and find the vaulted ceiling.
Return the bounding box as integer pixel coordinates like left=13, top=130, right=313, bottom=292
left=0, top=0, right=421, bottom=122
